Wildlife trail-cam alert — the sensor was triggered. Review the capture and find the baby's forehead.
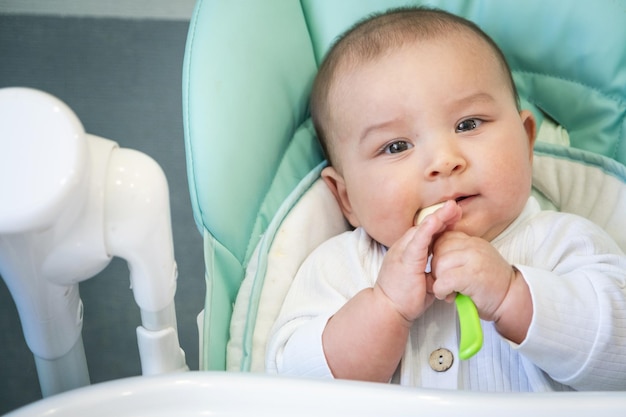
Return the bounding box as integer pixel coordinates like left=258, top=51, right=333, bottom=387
left=330, top=30, right=509, bottom=104
left=345, top=30, right=495, bottom=72
left=326, top=32, right=509, bottom=128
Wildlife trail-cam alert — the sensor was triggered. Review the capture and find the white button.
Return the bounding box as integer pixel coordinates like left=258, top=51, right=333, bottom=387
left=429, top=348, right=454, bottom=372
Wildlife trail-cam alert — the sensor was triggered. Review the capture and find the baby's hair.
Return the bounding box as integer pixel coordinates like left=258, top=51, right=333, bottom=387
left=311, top=6, right=519, bottom=166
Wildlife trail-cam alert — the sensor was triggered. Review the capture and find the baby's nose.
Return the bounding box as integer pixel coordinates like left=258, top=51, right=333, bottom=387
left=426, top=148, right=467, bottom=178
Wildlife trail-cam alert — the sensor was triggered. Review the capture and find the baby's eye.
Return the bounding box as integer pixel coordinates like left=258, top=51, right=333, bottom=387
left=384, top=140, right=413, bottom=154
left=456, top=118, right=482, bottom=132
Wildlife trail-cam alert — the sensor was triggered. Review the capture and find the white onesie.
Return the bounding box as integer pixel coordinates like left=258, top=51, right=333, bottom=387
left=266, top=197, right=626, bottom=391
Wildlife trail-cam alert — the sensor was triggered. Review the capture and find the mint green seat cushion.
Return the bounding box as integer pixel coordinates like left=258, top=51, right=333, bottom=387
left=183, top=0, right=626, bottom=370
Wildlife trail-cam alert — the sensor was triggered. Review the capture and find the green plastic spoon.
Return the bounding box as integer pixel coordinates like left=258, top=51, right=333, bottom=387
left=454, top=293, right=483, bottom=359
left=415, top=203, right=484, bottom=360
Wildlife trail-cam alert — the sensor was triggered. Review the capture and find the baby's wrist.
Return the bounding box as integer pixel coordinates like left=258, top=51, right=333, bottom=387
left=372, top=283, right=415, bottom=328
left=494, top=266, right=533, bottom=343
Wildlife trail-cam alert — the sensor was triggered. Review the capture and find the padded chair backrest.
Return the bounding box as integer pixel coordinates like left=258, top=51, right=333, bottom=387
left=183, top=0, right=626, bottom=370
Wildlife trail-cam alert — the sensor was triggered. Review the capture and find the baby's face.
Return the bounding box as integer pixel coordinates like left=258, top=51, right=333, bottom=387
left=324, top=34, right=535, bottom=247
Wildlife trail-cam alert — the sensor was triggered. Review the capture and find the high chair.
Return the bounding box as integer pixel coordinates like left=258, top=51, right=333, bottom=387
left=183, top=0, right=626, bottom=370
left=183, top=0, right=626, bottom=372
left=0, top=87, right=188, bottom=397
left=3, top=0, right=626, bottom=415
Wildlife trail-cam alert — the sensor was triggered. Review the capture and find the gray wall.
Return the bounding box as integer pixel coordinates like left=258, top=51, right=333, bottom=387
left=0, top=7, right=206, bottom=413
left=0, top=0, right=196, bottom=19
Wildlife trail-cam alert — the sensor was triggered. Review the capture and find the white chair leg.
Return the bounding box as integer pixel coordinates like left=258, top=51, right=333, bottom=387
left=0, top=87, right=187, bottom=398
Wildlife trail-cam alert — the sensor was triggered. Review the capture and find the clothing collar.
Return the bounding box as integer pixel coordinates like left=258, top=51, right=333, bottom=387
left=490, top=196, right=541, bottom=246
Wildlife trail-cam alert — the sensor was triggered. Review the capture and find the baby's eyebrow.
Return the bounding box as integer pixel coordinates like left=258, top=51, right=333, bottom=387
left=451, top=92, right=496, bottom=109
left=357, top=93, right=496, bottom=143
left=359, top=118, right=403, bottom=143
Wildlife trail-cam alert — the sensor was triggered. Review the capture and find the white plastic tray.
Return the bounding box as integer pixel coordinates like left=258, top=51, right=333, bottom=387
left=7, top=371, right=626, bottom=416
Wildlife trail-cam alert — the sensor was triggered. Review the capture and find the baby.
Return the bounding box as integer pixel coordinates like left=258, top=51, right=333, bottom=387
left=266, top=7, right=626, bottom=391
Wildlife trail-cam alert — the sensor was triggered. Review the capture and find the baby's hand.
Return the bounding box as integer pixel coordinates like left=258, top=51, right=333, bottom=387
left=375, top=201, right=462, bottom=323
left=430, top=231, right=517, bottom=322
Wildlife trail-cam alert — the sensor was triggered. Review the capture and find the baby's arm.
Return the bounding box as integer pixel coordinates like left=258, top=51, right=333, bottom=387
left=323, top=201, right=461, bottom=381
left=515, top=216, right=626, bottom=390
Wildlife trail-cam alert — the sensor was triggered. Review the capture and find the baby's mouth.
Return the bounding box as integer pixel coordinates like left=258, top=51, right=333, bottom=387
left=454, top=194, right=477, bottom=204
left=414, top=195, right=477, bottom=225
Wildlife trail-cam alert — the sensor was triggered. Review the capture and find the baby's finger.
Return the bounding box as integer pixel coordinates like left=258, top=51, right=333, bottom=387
left=401, top=217, right=448, bottom=267
left=417, top=200, right=462, bottom=228
left=397, top=227, right=433, bottom=267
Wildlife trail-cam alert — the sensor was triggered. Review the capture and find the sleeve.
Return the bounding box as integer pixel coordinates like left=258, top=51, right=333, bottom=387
left=265, top=230, right=379, bottom=377
left=514, top=213, right=626, bottom=390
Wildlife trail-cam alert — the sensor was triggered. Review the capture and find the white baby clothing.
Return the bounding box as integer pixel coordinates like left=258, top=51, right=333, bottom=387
left=266, top=197, right=626, bottom=391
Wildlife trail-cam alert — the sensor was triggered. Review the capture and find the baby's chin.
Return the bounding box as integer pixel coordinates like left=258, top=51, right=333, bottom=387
left=451, top=219, right=511, bottom=242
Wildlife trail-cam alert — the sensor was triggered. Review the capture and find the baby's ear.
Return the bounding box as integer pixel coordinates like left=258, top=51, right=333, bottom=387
left=321, top=166, right=361, bottom=228
left=520, top=110, right=536, bottom=148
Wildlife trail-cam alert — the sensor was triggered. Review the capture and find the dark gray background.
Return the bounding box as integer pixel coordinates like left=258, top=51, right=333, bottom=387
left=0, top=12, right=205, bottom=413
